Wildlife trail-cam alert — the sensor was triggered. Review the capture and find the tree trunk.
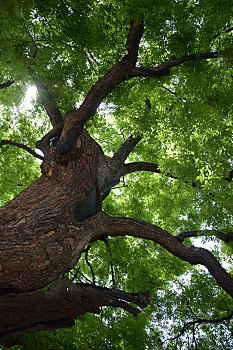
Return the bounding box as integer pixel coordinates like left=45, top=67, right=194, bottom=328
left=0, top=130, right=101, bottom=292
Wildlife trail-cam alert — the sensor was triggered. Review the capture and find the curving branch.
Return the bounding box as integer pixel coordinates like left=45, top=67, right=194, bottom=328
left=159, top=51, right=219, bottom=69
left=128, top=52, right=218, bottom=79
left=63, top=19, right=144, bottom=126
left=84, top=246, right=96, bottom=285
left=0, top=140, right=44, bottom=160
left=0, top=80, right=14, bottom=90
left=101, top=213, right=233, bottom=298
left=121, top=160, right=233, bottom=189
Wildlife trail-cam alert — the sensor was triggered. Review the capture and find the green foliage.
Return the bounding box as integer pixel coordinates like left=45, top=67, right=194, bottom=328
left=1, top=0, right=233, bottom=348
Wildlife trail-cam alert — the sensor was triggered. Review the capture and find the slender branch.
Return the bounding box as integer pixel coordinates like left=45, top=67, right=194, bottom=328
left=162, top=85, right=186, bottom=103
left=102, top=238, right=116, bottom=288
left=0, top=80, right=14, bottom=90
left=0, top=140, right=44, bottom=160
left=159, top=52, right=219, bottom=70
left=165, top=310, right=233, bottom=343
left=84, top=246, right=96, bottom=285
left=212, top=26, right=233, bottom=40
left=121, top=160, right=233, bottom=190
left=101, top=213, right=233, bottom=298
left=121, top=161, right=197, bottom=188
left=175, top=230, right=233, bottom=243
left=128, top=52, right=218, bottom=79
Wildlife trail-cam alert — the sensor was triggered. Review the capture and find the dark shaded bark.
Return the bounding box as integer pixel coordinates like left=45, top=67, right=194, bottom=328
left=0, top=278, right=149, bottom=347
left=0, top=80, right=14, bottom=89
left=0, top=130, right=101, bottom=292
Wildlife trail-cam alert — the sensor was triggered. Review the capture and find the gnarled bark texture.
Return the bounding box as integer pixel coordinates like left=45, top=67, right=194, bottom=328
left=0, top=17, right=232, bottom=348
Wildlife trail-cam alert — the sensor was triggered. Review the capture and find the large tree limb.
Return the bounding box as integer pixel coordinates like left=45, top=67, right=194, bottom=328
left=101, top=214, right=233, bottom=298
left=0, top=277, right=149, bottom=346
left=0, top=80, right=14, bottom=90
left=62, top=20, right=144, bottom=127
left=0, top=140, right=44, bottom=160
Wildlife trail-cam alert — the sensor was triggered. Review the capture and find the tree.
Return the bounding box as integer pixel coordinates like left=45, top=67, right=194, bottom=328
left=0, top=0, right=233, bottom=348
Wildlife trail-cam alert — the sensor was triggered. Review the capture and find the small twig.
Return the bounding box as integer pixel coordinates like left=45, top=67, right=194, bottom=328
left=71, top=267, right=81, bottom=282
left=84, top=246, right=96, bottom=285
left=85, top=51, right=98, bottom=74
left=76, top=269, right=92, bottom=284
left=0, top=140, right=44, bottom=160
left=163, top=310, right=233, bottom=344
left=162, top=85, right=186, bottom=103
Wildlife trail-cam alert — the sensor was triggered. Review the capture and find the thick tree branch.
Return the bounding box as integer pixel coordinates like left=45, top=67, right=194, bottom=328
left=102, top=214, right=233, bottom=298
left=113, top=135, right=142, bottom=163
left=0, top=278, right=149, bottom=346
left=125, top=19, right=144, bottom=66
left=63, top=20, right=144, bottom=127
left=0, top=80, right=14, bottom=90
left=36, top=83, right=63, bottom=127
left=0, top=140, right=44, bottom=160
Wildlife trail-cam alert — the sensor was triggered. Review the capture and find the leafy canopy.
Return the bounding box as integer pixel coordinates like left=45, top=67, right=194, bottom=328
left=0, top=0, right=233, bottom=348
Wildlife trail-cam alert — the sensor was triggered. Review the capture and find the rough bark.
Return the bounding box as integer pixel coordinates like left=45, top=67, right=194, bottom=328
left=0, top=16, right=229, bottom=348
left=101, top=214, right=233, bottom=298
left=0, top=278, right=149, bottom=347
left=0, top=130, right=101, bottom=292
